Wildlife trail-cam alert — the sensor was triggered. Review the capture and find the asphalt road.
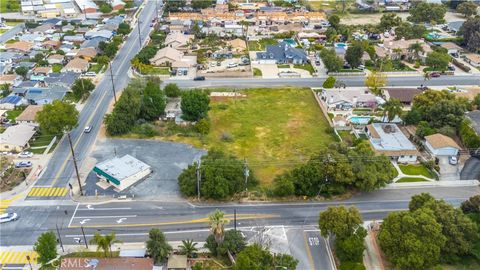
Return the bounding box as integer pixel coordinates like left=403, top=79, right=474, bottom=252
left=165, top=75, right=480, bottom=88
left=0, top=23, right=24, bottom=44
left=2, top=185, right=478, bottom=246
left=34, top=1, right=159, bottom=189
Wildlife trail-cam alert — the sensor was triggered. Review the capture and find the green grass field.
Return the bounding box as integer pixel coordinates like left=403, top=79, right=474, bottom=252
left=248, top=38, right=278, bottom=51
left=399, top=164, right=436, bottom=179
left=6, top=108, right=24, bottom=123
left=396, top=177, right=429, bottom=183
left=294, top=64, right=315, bottom=75
left=204, top=88, right=335, bottom=183
left=0, top=0, right=20, bottom=13
left=88, top=63, right=105, bottom=73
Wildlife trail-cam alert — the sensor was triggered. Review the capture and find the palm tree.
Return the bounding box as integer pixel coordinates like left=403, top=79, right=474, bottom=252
left=382, top=98, right=403, bottom=122
left=146, top=228, right=172, bottom=264
left=179, top=239, right=198, bottom=258
left=408, top=42, right=424, bottom=61
left=90, top=233, right=122, bottom=257
left=208, top=209, right=229, bottom=245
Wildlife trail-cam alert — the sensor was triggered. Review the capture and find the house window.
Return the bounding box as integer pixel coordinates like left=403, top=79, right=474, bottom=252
left=400, top=155, right=404, bottom=158
left=409, top=155, right=413, bottom=158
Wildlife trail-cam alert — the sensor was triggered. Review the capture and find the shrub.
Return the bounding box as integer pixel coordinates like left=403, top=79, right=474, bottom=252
left=195, top=118, right=210, bottom=135
left=340, top=262, right=366, bottom=270
left=323, top=76, right=336, bottom=88
left=134, top=123, right=158, bottom=138
left=164, top=83, right=181, bottom=98
left=451, top=58, right=471, bottom=73
left=220, top=132, right=234, bottom=142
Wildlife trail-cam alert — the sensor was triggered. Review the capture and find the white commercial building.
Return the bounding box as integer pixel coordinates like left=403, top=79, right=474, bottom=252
left=93, top=155, right=152, bottom=191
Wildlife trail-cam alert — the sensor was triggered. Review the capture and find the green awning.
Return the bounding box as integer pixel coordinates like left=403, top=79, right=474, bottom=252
left=93, top=166, right=120, bottom=185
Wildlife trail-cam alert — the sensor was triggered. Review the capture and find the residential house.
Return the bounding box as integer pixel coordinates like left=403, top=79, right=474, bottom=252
left=466, top=111, right=480, bottom=136
left=0, top=52, right=22, bottom=65
left=366, top=123, right=419, bottom=163
left=5, top=41, right=34, bottom=53
left=85, top=30, right=114, bottom=40
left=19, top=33, right=46, bottom=44
left=150, top=47, right=183, bottom=66
left=256, top=42, right=308, bottom=64
left=110, top=0, right=126, bottom=10
left=13, top=85, right=69, bottom=105
left=164, top=32, right=194, bottom=50
left=0, top=95, right=25, bottom=110
left=63, top=35, right=85, bottom=44
left=464, top=54, right=480, bottom=67
left=33, top=66, right=52, bottom=76
left=382, top=88, right=424, bottom=106
left=224, top=22, right=243, bottom=35
left=376, top=38, right=432, bottom=62
left=17, top=80, right=40, bottom=89
left=44, top=72, right=80, bottom=88
left=62, top=24, right=75, bottom=32
left=320, top=89, right=381, bottom=111
left=424, top=133, right=461, bottom=157
left=80, top=37, right=108, bottom=51
left=15, top=105, right=43, bottom=126
left=47, top=54, right=65, bottom=65
left=447, top=21, right=464, bottom=34
left=32, top=23, right=56, bottom=34
left=76, top=47, right=97, bottom=61
left=74, top=0, right=98, bottom=13
left=227, top=38, right=247, bottom=53
left=440, top=42, right=463, bottom=56
left=42, top=40, right=61, bottom=50
left=0, top=75, right=22, bottom=87
left=0, top=124, right=36, bottom=152
left=62, top=57, right=89, bottom=73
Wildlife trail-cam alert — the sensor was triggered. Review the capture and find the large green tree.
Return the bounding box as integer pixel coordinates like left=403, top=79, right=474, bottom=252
left=319, top=206, right=363, bottom=238
left=33, top=231, right=57, bottom=265
left=205, top=229, right=246, bottom=256
left=409, top=193, right=478, bottom=262
left=191, top=0, right=214, bottom=9
left=328, top=14, right=340, bottom=29
left=117, top=22, right=131, bottom=35
left=408, top=2, right=446, bottom=24
left=180, top=90, right=210, bottom=121
left=15, top=66, right=28, bottom=79
left=104, top=86, right=142, bottom=136
left=179, top=239, right=198, bottom=258
left=379, top=13, right=402, bottom=31
left=36, top=100, right=78, bottom=134
left=208, top=209, right=229, bottom=245
left=234, top=244, right=298, bottom=270
left=71, top=78, right=95, bottom=101
left=382, top=98, right=403, bottom=122
left=146, top=228, right=172, bottom=263
left=457, top=1, right=478, bottom=17
left=320, top=48, right=343, bottom=72
left=164, top=83, right=181, bottom=98
left=462, top=17, right=480, bottom=52
left=89, top=232, right=122, bottom=257
left=461, top=195, right=480, bottom=214
left=140, top=81, right=166, bottom=121
left=378, top=209, right=446, bottom=270
left=345, top=43, right=364, bottom=69
left=426, top=51, right=450, bottom=71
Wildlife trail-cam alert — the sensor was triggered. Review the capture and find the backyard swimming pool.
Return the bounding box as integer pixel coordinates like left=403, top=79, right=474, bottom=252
left=283, top=38, right=297, bottom=46
left=334, top=43, right=347, bottom=48
left=426, top=32, right=449, bottom=40
left=349, top=116, right=372, bottom=125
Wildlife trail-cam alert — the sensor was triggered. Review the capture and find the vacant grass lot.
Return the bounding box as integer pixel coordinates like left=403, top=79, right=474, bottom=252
left=0, top=0, right=20, bottom=13
left=248, top=38, right=278, bottom=51
left=399, top=164, right=436, bottom=179
left=204, top=88, right=334, bottom=183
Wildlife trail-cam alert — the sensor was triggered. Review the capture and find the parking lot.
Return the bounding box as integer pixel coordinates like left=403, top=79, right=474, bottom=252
left=84, top=139, right=206, bottom=199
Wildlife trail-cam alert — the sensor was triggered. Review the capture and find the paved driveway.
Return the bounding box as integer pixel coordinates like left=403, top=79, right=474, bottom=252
left=85, top=139, right=206, bottom=199
left=438, top=156, right=460, bottom=181
left=461, top=157, right=480, bottom=180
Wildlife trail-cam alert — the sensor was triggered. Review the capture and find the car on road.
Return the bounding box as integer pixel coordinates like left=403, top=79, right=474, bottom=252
left=430, top=72, right=441, bottom=77
left=84, top=126, right=92, bottom=133
left=449, top=156, right=458, bottom=165
left=0, top=213, right=18, bottom=223
left=18, top=151, right=33, bottom=158
left=193, top=76, right=205, bottom=81
left=15, top=161, right=32, bottom=168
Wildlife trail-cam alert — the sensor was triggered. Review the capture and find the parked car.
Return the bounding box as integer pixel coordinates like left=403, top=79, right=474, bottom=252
left=84, top=72, right=96, bottom=77
left=216, top=62, right=221, bottom=66
left=171, top=70, right=177, bottom=76
left=193, top=76, right=205, bottom=81
left=18, top=151, right=33, bottom=158
left=0, top=213, right=18, bottom=223
left=227, top=62, right=238, bottom=68
left=358, top=64, right=365, bottom=70
left=84, top=126, right=92, bottom=133
left=183, top=70, right=188, bottom=76
left=210, top=62, right=216, bottom=67
left=447, top=65, right=455, bottom=71
left=449, top=156, right=458, bottom=165
left=383, top=32, right=390, bottom=38
left=430, top=72, right=441, bottom=77
left=15, top=161, right=32, bottom=168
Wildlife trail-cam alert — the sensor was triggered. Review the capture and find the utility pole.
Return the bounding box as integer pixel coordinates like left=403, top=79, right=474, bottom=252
left=67, top=132, right=83, bottom=196
left=155, top=0, right=159, bottom=19
left=196, top=159, right=201, bottom=200
left=234, top=209, right=237, bottom=231
left=83, top=5, right=87, bottom=20
left=243, top=159, right=249, bottom=191
left=137, top=20, right=142, bottom=48
left=109, top=61, right=117, bottom=103
left=56, top=224, right=64, bottom=252
left=26, top=255, right=33, bottom=270
left=81, top=226, right=88, bottom=249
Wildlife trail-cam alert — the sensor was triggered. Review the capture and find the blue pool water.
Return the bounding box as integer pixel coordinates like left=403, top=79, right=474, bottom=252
left=349, top=116, right=372, bottom=124
left=334, top=43, right=347, bottom=48
left=426, top=32, right=449, bottom=40
left=283, top=38, right=297, bottom=46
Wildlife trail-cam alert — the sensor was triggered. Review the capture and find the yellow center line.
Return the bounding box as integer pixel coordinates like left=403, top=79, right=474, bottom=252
left=69, top=213, right=279, bottom=229
left=303, top=231, right=316, bottom=270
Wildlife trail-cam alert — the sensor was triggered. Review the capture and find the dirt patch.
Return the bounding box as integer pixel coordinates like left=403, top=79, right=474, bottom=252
left=0, top=158, right=30, bottom=192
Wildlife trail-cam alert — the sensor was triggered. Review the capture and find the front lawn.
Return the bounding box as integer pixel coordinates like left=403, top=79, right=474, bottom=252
left=398, top=164, right=436, bottom=179
left=277, top=64, right=290, bottom=68
left=28, top=131, right=58, bottom=154
left=166, top=88, right=335, bottom=184
left=6, top=107, right=24, bottom=123
left=396, top=177, right=429, bottom=183
left=145, top=67, right=170, bottom=75
left=88, top=63, right=105, bottom=73
left=52, top=64, right=63, bottom=73
left=248, top=38, right=278, bottom=51
left=294, top=63, right=315, bottom=75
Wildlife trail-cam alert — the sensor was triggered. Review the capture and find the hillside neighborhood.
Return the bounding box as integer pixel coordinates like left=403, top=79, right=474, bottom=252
left=1, top=0, right=480, bottom=270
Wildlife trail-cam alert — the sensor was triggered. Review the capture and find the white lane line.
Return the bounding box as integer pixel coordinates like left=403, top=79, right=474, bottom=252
left=72, top=215, right=137, bottom=219
left=325, top=236, right=337, bottom=270
left=68, top=203, right=80, bottom=228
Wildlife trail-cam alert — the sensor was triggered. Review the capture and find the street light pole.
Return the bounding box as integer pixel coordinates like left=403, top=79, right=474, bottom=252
left=56, top=223, right=65, bottom=252
left=67, top=132, right=83, bottom=196
left=81, top=226, right=88, bottom=249
left=196, top=159, right=201, bottom=201
left=109, top=60, right=117, bottom=103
